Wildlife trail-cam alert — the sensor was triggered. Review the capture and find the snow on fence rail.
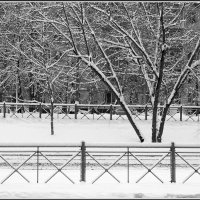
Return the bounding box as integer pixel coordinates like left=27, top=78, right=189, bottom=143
left=0, top=102, right=200, bottom=121
left=1, top=142, right=200, bottom=184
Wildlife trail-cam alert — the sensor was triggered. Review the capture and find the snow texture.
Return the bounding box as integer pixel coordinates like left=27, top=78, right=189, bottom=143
left=0, top=116, right=200, bottom=198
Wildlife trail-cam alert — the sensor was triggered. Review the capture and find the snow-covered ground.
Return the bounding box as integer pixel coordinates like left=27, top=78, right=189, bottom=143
left=1, top=114, right=200, bottom=198
left=1, top=113, right=200, bottom=144
left=1, top=182, right=200, bottom=199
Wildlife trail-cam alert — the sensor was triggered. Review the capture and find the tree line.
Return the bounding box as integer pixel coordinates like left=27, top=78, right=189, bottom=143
left=0, top=2, right=200, bottom=142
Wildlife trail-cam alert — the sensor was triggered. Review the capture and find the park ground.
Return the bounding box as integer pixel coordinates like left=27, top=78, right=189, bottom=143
left=0, top=115, right=200, bottom=198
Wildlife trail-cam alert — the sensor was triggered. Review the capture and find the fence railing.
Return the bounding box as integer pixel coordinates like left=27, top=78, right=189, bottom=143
left=0, top=102, right=200, bottom=121
left=1, top=142, right=200, bottom=184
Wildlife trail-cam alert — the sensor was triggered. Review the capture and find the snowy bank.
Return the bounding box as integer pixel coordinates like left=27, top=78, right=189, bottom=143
left=1, top=183, right=200, bottom=199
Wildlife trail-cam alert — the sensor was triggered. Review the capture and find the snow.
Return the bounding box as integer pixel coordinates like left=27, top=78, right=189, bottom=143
left=1, top=113, right=200, bottom=198
left=1, top=182, right=200, bottom=199
left=0, top=112, right=200, bottom=144
left=1, top=169, right=200, bottom=198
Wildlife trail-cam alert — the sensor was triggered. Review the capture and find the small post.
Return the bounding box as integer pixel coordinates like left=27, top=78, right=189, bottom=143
left=127, top=147, right=129, bottom=183
left=37, top=146, right=39, bottom=183
left=110, top=104, right=113, bottom=120
left=80, top=141, right=86, bottom=182
left=39, top=103, right=42, bottom=118
left=180, top=105, right=182, bottom=121
left=170, top=142, right=176, bottom=183
left=75, top=104, right=78, bottom=119
left=145, top=105, right=148, bottom=120
left=3, top=101, right=6, bottom=118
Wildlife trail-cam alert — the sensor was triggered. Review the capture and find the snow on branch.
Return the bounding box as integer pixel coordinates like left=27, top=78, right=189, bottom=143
left=90, top=5, right=159, bottom=79
left=167, top=37, right=200, bottom=105
left=80, top=53, right=119, bottom=97
left=47, top=48, right=74, bottom=69
left=85, top=17, right=123, bottom=95
left=165, top=3, right=185, bottom=29
left=100, top=39, right=130, bottom=49
left=51, top=67, right=64, bottom=84
left=6, top=39, right=45, bottom=70
left=140, top=2, right=156, bottom=36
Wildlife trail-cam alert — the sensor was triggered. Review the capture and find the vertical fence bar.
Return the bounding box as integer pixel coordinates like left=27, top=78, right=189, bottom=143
left=37, top=146, right=39, bottom=183
left=170, top=142, right=176, bottom=183
left=75, top=104, right=78, bottom=119
left=127, top=147, right=129, bottom=183
left=145, top=105, right=148, bottom=120
left=180, top=105, right=182, bottom=121
left=80, top=141, right=86, bottom=182
left=3, top=102, right=6, bottom=118
left=110, top=104, right=113, bottom=120
left=39, top=103, right=42, bottom=118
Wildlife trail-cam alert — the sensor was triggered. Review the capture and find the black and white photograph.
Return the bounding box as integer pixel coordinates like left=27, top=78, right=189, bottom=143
left=0, top=1, right=200, bottom=199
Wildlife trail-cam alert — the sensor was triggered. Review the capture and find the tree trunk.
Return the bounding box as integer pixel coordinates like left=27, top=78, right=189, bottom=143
left=50, top=97, right=54, bottom=135
left=151, top=3, right=166, bottom=143
left=17, top=60, right=24, bottom=102
left=47, top=79, right=54, bottom=136
left=152, top=103, right=158, bottom=142
left=118, top=98, right=144, bottom=142
left=157, top=103, right=170, bottom=142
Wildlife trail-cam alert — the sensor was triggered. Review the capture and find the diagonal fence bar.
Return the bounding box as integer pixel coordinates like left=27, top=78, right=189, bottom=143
left=41, top=151, right=81, bottom=184
left=0, top=152, right=36, bottom=184
left=175, top=152, right=200, bottom=183
left=132, top=152, right=170, bottom=183
left=87, top=151, right=127, bottom=184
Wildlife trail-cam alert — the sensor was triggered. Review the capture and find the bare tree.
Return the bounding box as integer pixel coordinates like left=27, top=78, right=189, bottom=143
left=18, top=2, right=144, bottom=142
left=87, top=2, right=200, bottom=142
left=0, top=2, right=76, bottom=135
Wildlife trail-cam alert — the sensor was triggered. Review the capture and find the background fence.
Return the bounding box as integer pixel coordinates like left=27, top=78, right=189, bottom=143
left=1, top=142, right=200, bottom=184
left=0, top=102, right=200, bottom=121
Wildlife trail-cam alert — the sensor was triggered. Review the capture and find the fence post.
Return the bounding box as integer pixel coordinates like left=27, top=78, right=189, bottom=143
left=127, top=147, right=129, bottom=183
left=145, top=105, right=148, bottom=120
left=39, top=103, right=42, bottom=118
left=110, top=104, right=113, bottom=120
left=80, top=141, right=86, bottom=182
left=170, top=142, right=176, bottom=183
left=180, top=105, right=182, bottom=121
left=37, top=146, right=39, bottom=183
left=3, top=101, right=6, bottom=118
left=75, top=104, right=78, bottom=119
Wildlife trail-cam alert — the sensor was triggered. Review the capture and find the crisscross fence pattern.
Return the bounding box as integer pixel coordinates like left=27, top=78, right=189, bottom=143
left=1, top=142, right=200, bottom=184
left=1, top=102, right=200, bottom=122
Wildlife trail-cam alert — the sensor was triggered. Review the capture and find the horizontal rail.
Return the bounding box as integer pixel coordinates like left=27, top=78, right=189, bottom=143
left=0, top=102, right=200, bottom=109
left=0, top=142, right=200, bottom=148
left=0, top=143, right=81, bottom=147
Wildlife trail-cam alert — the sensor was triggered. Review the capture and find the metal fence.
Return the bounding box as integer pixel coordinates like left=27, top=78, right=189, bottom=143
left=0, top=102, right=200, bottom=121
left=1, top=142, right=200, bottom=184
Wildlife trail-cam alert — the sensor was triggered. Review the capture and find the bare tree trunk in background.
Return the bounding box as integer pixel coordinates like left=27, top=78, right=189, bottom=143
left=50, top=96, right=54, bottom=135
left=47, top=79, right=54, bottom=135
